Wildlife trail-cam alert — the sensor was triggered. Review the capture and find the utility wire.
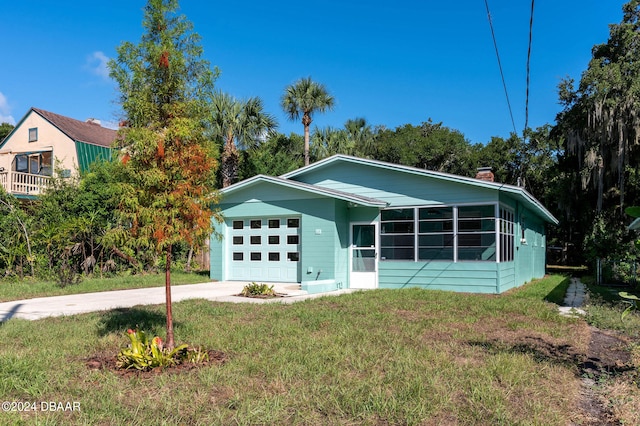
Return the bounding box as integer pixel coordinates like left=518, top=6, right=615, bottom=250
left=484, top=0, right=518, bottom=137
left=523, top=0, right=535, bottom=138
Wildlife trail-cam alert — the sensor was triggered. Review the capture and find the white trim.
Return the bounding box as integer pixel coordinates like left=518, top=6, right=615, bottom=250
left=349, top=221, right=379, bottom=289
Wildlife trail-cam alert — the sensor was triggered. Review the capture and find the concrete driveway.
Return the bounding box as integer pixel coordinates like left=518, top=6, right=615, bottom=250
left=0, top=281, right=357, bottom=322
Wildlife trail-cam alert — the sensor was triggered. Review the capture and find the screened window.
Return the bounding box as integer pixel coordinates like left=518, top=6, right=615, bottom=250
left=232, top=220, right=243, bottom=229
left=268, top=236, right=279, bottom=244
left=418, top=207, right=454, bottom=260
left=250, top=236, right=261, bottom=245
left=232, top=236, right=243, bottom=245
left=499, top=208, right=514, bottom=262
left=250, top=220, right=261, bottom=229
left=380, top=208, right=414, bottom=260
left=287, top=218, right=300, bottom=228
left=457, top=205, right=496, bottom=261
left=40, top=152, right=53, bottom=176
left=380, top=204, right=500, bottom=263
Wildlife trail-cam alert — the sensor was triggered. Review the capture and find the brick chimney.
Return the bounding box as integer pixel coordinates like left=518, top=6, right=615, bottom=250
left=475, top=167, right=494, bottom=182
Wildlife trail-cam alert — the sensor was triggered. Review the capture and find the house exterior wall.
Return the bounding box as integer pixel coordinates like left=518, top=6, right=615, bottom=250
left=378, top=261, right=499, bottom=293
left=0, top=110, right=77, bottom=173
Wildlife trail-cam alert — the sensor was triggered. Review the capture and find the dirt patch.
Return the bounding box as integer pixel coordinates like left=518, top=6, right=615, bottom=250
left=575, top=326, right=636, bottom=426
left=84, top=349, right=228, bottom=378
left=579, top=327, right=632, bottom=376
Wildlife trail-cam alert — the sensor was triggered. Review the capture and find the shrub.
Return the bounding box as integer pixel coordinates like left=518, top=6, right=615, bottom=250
left=116, top=329, right=188, bottom=371
left=241, top=282, right=276, bottom=297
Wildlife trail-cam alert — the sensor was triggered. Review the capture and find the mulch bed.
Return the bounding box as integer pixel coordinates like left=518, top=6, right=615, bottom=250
left=84, top=349, right=228, bottom=378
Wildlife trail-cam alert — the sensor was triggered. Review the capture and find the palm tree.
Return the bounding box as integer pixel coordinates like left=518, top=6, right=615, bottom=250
left=344, top=117, right=374, bottom=157
left=311, top=126, right=352, bottom=160
left=211, top=92, right=277, bottom=187
left=281, top=77, right=335, bottom=166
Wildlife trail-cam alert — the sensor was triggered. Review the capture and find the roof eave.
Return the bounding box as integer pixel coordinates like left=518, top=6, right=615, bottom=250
left=222, top=174, right=388, bottom=208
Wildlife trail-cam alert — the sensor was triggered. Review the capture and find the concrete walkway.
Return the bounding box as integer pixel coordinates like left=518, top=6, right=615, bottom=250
left=0, top=281, right=357, bottom=322
left=558, top=277, right=588, bottom=317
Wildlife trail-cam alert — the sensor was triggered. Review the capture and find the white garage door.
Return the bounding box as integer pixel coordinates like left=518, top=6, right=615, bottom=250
left=228, top=217, right=301, bottom=282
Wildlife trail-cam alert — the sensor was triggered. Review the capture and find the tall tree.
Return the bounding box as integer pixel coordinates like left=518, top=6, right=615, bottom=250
left=239, top=132, right=304, bottom=179
left=554, top=0, right=640, bottom=262
left=372, top=120, right=477, bottom=176
left=108, top=0, right=221, bottom=349
left=281, top=77, right=334, bottom=166
left=211, top=92, right=277, bottom=187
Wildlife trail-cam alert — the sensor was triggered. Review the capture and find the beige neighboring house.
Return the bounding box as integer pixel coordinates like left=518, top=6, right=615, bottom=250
left=0, top=107, right=116, bottom=198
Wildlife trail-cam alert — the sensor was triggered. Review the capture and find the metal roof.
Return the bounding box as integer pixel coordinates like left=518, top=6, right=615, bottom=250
left=221, top=174, right=389, bottom=208
left=281, top=154, right=559, bottom=225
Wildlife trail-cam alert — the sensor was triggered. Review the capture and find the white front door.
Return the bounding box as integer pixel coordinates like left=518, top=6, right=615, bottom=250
left=350, top=223, right=378, bottom=289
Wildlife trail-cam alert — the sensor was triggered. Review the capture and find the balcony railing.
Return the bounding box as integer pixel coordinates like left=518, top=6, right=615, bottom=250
left=0, top=171, right=51, bottom=196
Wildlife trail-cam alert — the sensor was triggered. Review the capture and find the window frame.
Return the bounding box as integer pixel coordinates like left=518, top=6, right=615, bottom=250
left=380, top=203, right=511, bottom=263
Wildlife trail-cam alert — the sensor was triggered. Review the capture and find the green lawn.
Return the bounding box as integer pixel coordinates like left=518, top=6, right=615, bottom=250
left=3, top=274, right=631, bottom=425
left=0, top=271, right=211, bottom=303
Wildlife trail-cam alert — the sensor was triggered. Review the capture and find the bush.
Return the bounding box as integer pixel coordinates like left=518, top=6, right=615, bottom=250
left=116, top=329, right=188, bottom=371
left=241, top=282, right=276, bottom=297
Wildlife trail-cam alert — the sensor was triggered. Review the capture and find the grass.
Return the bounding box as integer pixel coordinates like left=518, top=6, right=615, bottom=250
left=582, top=276, right=640, bottom=337
left=0, top=271, right=211, bottom=303
left=1, top=274, right=622, bottom=425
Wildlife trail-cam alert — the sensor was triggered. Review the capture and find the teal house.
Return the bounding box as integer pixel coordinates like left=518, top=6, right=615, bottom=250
left=210, top=155, right=558, bottom=294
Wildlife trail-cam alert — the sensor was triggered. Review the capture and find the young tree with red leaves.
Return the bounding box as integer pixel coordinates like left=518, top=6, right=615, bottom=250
left=108, top=0, right=221, bottom=349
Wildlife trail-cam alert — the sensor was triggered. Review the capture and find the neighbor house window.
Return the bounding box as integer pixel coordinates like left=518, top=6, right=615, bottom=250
left=28, top=128, right=38, bottom=142
left=14, top=155, right=28, bottom=173
left=12, top=152, right=53, bottom=175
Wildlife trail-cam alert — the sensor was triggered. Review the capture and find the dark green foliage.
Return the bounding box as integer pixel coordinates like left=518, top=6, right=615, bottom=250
left=0, top=122, right=14, bottom=143
left=554, top=1, right=640, bottom=264
left=369, top=120, right=479, bottom=177
left=34, top=160, right=125, bottom=284
left=0, top=190, right=34, bottom=278
left=239, top=132, right=304, bottom=179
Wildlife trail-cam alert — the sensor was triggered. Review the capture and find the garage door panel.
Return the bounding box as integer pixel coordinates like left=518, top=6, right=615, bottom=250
left=228, top=217, right=301, bottom=283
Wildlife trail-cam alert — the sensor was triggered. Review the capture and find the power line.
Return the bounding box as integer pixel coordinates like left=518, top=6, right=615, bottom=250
left=484, top=0, right=518, bottom=137
left=523, top=0, right=535, bottom=138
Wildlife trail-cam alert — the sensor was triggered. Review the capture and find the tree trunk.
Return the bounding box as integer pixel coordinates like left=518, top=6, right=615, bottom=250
left=222, top=134, right=239, bottom=188
left=186, top=244, right=194, bottom=273
left=165, top=244, right=175, bottom=350
left=304, top=123, right=310, bottom=166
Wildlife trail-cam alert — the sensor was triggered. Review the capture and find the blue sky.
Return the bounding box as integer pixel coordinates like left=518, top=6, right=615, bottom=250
left=0, top=1, right=624, bottom=144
